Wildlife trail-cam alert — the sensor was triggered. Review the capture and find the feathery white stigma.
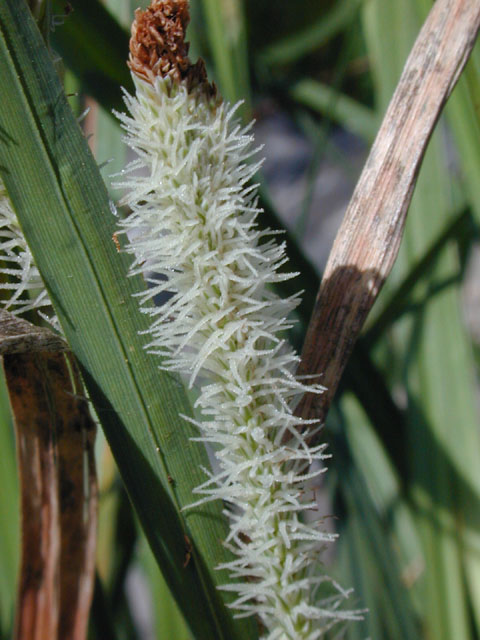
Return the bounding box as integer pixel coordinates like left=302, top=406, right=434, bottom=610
left=116, top=2, right=360, bottom=636
left=0, top=180, right=58, bottom=328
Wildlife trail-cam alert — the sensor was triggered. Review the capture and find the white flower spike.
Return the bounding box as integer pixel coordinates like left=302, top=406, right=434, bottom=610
left=0, top=179, right=58, bottom=328
left=116, top=2, right=361, bottom=637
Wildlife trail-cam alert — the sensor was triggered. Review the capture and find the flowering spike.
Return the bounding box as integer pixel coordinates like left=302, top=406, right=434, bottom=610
left=116, top=1, right=361, bottom=636
left=0, top=179, right=58, bottom=329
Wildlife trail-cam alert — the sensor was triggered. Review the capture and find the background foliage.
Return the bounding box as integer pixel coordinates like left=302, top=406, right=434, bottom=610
left=0, top=0, right=479, bottom=638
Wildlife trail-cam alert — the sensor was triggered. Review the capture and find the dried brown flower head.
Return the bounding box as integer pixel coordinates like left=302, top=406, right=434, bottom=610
left=128, top=0, right=214, bottom=94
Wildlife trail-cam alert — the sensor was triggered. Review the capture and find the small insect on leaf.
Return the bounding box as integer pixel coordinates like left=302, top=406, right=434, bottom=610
left=112, top=232, right=121, bottom=252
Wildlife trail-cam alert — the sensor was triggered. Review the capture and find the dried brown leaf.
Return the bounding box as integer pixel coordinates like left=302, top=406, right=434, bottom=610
left=298, top=0, right=480, bottom=427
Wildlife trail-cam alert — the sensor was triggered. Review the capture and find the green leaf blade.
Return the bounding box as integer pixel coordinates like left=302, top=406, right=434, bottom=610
left=0, top=2, right=256, bottom=638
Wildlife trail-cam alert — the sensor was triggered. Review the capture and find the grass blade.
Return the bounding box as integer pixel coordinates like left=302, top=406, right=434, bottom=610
left=297, top=0, right=480, bottom=428
left=259, top=0, right=362, bottom=66
left=199, top=0, right=251, bottom=118
left=446, top=47, right=480, bottom=224
left=0, top=2, right=256, bottom=638
left=139, top=533, right=192, bottom=640
left=290, top=79, right=377, bottom=142
left=0, top=368, right=18, bottom=639
left=365, top=207, right=473, bottom=345
left=329, top=401, right=422, bottom=640
left=51, top=0, right=133, bottom=114
left=363, top=0, right=480, bottom=636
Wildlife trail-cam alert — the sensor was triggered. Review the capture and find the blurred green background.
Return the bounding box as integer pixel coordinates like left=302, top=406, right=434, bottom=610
left=1, top=1, right=480, bottom=638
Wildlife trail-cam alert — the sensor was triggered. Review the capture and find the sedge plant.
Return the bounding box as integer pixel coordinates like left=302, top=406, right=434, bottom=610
left=0, top=1, right=362, bottom=637
left=113, top=1, right=361, bottom=637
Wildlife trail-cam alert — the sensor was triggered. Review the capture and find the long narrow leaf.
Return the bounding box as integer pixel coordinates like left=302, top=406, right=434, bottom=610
left=328, top=402, right=422, bottom=640
left=0, top=368, right=18, bottom=639
left=363, top=0, right=480, bottom=636
left=259, top=0, right=361, bottom=66
left=199, top=0, right=251, bottom=118
left=51, top=0, right=133, bottom=114
left=446, top=47, right=480, bottom=224
left=290, top=79, right=377, bottom=143
left=0, top=2, right=256, bottom=638
left=365, top=207, right=473, bottom=346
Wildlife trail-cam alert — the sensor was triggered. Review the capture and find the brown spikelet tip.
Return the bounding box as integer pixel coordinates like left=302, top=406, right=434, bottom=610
left=128, top=0, right=215, bottom=96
